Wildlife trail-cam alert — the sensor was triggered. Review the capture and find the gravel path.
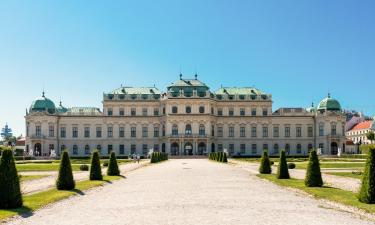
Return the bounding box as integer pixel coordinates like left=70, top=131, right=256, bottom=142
left=232, top=160, right=361, bottom=192
left=20, top=161, right=148, bottom=195
left=7, top=159, right=374, bottom=225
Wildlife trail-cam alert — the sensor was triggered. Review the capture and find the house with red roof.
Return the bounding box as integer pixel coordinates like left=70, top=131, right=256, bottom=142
left=346, top=120, right=375, bottom=145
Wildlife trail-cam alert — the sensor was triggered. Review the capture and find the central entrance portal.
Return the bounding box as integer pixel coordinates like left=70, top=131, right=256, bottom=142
left=184, top=142, right=193, bottom=155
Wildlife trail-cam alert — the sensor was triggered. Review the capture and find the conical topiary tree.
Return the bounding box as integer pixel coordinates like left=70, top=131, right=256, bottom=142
left=358, top=148, right=375, bottom=203
left=56, top=150, right=75, bottom=190
left=107, top=152, right=120, bottom=176
left=90, top=150, right=103, bottom=180
left=304, top=149, right=323, bottom=187
left=223, top=152, right=228, bottom=163
left=259, top=150, right=272, bottom=174
left=0, top=148, right=23, bottom=209
left=277, top=150, right=290, bottom=179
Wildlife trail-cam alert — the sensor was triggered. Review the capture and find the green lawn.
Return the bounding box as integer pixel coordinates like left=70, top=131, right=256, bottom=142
left=0, top=176, right=122, bottom=221
left=16, top=163, right=81, bottom=172
left=257, top=174, right=375, bottom=214
left=295, top=162, right=365, bottom=170
left=325, top=172, right=363, bottom=180
left=19, top=175, right=48, bottom=182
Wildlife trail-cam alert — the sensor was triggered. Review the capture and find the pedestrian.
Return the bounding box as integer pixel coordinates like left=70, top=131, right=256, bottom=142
left=137, top=154, right=140, bottom=164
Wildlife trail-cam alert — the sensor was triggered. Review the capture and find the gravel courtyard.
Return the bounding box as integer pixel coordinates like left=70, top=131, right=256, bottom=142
left=7, top=159, right=375, bottom=225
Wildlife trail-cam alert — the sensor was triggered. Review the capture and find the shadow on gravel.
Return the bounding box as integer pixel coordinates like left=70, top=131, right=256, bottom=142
left=3, top=206, right=33, bottom=218
left=71, top=189, right=85, bottom=195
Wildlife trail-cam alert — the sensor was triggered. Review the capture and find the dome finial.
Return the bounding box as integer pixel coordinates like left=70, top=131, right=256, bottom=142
left=195, top=73, right=198, bottom=80
left=328, top=92, right=331, bottom=98
left=179, top=73, right=182, bottom=80
left=42, top=90, right=45, bottom=97
left=311, top=102, right=314, bottom=107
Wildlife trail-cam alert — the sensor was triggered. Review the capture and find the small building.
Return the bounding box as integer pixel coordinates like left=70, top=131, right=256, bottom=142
left=346, top=120, right=375, bottom=145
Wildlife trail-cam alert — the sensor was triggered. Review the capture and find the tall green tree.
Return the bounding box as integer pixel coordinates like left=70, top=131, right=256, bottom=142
left=56, top=151, right=75, bottom=190
left=107, top=152, right=120, bottom=176
left=90, top=150, right=103, bottom=180
left=367, top=131, right=375, bottom=144
left=277, top=150, right=290, bottom=179
left=358, top=148, right=375, bottom=203
left=0, top=148, right=23, bottom=209
left=305, top=150, right=323, bottom=187
left=259, top=150, right=272, bottom=174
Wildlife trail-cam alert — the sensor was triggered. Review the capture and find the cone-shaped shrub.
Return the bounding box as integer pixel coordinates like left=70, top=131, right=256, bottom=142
left=277, top=150, right=290, bottom=179
left=259, top=150, right=272, bottom=174
left=0, top=148, right=23, bottom=209
left=304, top=149, right=323, bottom=187
left=223, top=152, right=228, bottom=163
left=358, top=148, right=375, bottom=203
left=107, top=152, right=120, bottom=176
left=56, top=151, right=75, bottom=190
left=90, top=150, right=103, bottom=180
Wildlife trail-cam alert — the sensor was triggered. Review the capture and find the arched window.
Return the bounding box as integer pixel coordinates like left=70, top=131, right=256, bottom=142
left=172, top=124, right=178, bottom=136
left=73, top=145, right=78, bottom=155
left=199, top=124, right=205, bottom=136
left=185, top=124, right=192, bottom=135
left=97, top=145, right=102, bottom=154
left=273, top=144, right=279, bottom=154
left=172, top=106, right=178, bottom=114
left=85, top=145, right=90, bottom=155
left=199, top=106, right=205, bottom=114
left=285, top=144, right=290, bottom=155
left=297, top=144, right=302, bottom=154
left=186, top=106, right=191, bottom=114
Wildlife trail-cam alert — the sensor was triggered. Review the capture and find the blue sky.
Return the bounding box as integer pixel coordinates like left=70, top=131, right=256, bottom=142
left=0, top=0, right=374, bottom=136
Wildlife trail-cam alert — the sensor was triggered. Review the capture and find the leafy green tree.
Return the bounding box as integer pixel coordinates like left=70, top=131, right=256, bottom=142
left=277, top=150, right=290, bottom=179
left=90, top=150, right=103, bottom=180
left=367, top=131, right=375, bottom=144
left=259, top=150, right=272, bottom=174
left=56, top=151, right=75, bottom=190
left=304, top=150, right=323, bottom=187
left=107, top=152, right=120, bottom=176
left=358, top=148, right=375, bottom=203
left=0, top=148, right=23, bottom=209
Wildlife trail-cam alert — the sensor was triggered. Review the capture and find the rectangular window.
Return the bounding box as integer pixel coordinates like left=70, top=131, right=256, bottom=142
left=119, top=127, right=125, bottom=138
left=240, top=144, right=246, bottom=154
left=154, top=108, right=159, bottom=116
left=119, top=108, right=124, bottom=116
left=331, top=124, right=337, bottom=136
left=285, top=126, right=290, bottom=138
left=319, top=124, right=324, bottom=136
left=251, top=109, right=257, bottom=116
left=296, top=126, right=302, bottom=137
left=308, top=126, right=313, bottom=137
left=240, top=108, right=245, bottom=116
left=72, top=127, right=78, bottom=138
left=84, top=127, right=90, bottom=138
left=119, top=144, right=125, bottom=155
left=49, top=125, right=54, bottom=137
left=96, top=127, right=102, bottom=138
left=229, top=108, right=234, bottom=116
left=107, top=127, right=113, bottom=138
left=273, top=126, right=279, bottom=138
left=218, top=109, right=223, bottom=116
left=229, top=127, right=234, bottom=137
left=154, top=127, right=159, bottom=137
left=262, top=126, right=268, bottom=137
left=218, top=144, right=223, bottom=152
left=107, top=144, right=113, bottom=154
left=142, top=108, right=148, bottom=116
left=131, top=108, right=136, bottom=116
left=142, top=127, right=148, bottom=137
left=229, top=144, right=234, bottom=154
left=142, top=144, right=148, bottom=155
left=263, top=144, right=269, bottom=151
left=251, top=144, right=257, bottom=154
left=131, top=127, right=137, bottom=138
left=218, top=127, right=223, bottom=137
left=154, top=144, right=159, bottom=152
left=60, top=127, right=66, bottom=138
left=108, top=108, right=113, bottom=116
left=131, top=144, right=136, bottom=154
left=251, top=126, right=257, bottom=138
left=240, top=127, right=246, bottom=137
left=36, top=126, right=41, bottom=136
left=262, top=109, right=268, bottom=116
left=319, top=143, right=324, bottom=154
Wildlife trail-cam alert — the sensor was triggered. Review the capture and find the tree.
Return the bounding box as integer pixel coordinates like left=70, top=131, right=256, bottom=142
left=223, top=152, right=228, bottom=163
left=259, top=150, right=272, bottom=174
left=90, top=150, right=103, bottom=180
left=107, top=152, right=120, bottom=176
left=358, top=147, right=375, bottom=203
left=367, top=131, right=375, bottom=144
left=0, top=148, right=23, bottom=209
left=56, top=150, right=75, bottom=190
left=277, top=150, right=290, bottom=179
left=305, top=149, right=323, bottom=187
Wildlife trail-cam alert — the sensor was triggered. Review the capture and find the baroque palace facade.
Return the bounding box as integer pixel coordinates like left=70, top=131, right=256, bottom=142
left=25, top=75, right=346, bottom=157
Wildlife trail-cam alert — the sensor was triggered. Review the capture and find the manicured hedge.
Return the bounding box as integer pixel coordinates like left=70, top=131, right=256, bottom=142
left=232, top=155, right=308, bottom=159
left=209, top=152, right=228, bottom=163
left=305, top=150, right=323, bottom=187
left=56, top=151, right=75, bottom=190
left=259, top=150, right=272, bottom=174
left=107, top=152, right=120, bottom=176
left=89, top=150, right=103, bottom=181
left=358, top=148, right=375, bottom=203
left=150, top=152, right=168, bottom=163
left=360, top=144, right=375, bottom=155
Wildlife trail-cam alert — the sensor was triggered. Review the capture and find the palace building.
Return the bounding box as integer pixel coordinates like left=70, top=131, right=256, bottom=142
left=25, top=75, right=346, bottom=157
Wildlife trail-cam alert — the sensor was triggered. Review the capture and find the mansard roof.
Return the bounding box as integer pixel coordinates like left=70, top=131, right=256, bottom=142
left=168, top=78, right=208, bottom=88
left=214, top=87, right=266, bottom=95
left=108, top=87, right=161, bottom=95
left=60, top=107, right=102, bottom=116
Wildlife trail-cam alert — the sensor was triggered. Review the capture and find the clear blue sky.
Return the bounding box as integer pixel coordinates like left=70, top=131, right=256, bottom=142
left=0, top=0, right=374, bottom=136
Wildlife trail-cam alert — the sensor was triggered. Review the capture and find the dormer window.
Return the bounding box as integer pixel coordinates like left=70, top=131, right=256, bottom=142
left=217, top=95, right=223, bottom=100
left=228, top=95, right=234, bottom=100
left=131, top=94, right=137, bottom=100
left=250, top=95, right=256, bottom=100
left=119, top=94, right=125, bottom=100
left=142, top=95, right=148, bottom=100
left=239, top=95, right=245, bottom=100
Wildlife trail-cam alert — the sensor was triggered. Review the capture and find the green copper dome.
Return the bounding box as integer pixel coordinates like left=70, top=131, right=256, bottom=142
left=317, top=94, right=341, bottom=112
left=30, top=92, right=56, bottom=114
left=56, top=101, right=68, bottom=114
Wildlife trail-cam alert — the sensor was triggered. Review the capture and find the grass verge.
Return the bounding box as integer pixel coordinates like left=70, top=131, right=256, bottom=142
left=257, top=174, right=375, bottom=214
left=325, top=172, right=362, bottom=180
left=0, top=175, right=122, bottom=221
left=19, top=175, right=48, bottom=182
